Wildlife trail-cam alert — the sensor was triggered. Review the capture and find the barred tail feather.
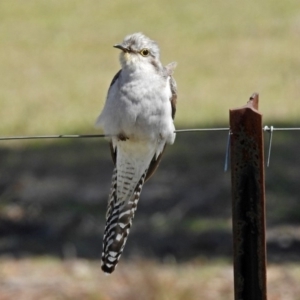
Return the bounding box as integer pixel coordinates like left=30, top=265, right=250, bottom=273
left=101, top=169, right=147, bottom=274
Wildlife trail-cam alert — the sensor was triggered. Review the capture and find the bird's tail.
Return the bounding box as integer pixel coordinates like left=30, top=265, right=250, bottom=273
left=101, top=167, right=147, bottom=274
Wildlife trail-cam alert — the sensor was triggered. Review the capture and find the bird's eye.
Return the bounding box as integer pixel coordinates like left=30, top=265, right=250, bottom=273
left=140, top=49, right=150, bottom=57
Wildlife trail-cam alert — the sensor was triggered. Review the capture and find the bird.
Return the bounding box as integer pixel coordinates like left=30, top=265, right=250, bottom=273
left=95, top=33, right=177, bottom=274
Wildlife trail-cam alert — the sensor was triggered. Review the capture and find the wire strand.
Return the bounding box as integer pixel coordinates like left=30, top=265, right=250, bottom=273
left=0, top=126, right=299, bottom=141
left=175, top=128, right=229, bottom=133
left=0, top=134, right=108, bottom=141
left=265, top=127, right=300, bottom=131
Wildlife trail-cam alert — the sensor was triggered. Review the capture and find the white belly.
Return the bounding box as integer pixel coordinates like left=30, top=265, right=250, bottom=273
left=97, top=74, right=175, bottom=145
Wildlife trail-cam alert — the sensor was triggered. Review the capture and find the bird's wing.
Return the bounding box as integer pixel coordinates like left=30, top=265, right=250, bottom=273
left=164, top=62, right=177, bottom=120
left=110, top=141, right=117, bottom=166
left=95, top=69, right=122, bottom=130
left=109, top=69, right=122, bottom=89
left=107, top=70, right=122, bottom=165
left=144, top=145, right=165, bottom=181
left=144, top=68, right=177, bottom=181
left=169, top=75, right=177, bottom=120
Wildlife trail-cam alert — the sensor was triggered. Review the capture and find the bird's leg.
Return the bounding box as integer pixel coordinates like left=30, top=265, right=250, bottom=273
left=117, top=132, right=129, bottom=141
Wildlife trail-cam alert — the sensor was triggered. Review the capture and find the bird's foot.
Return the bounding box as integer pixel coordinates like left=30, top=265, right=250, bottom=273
left=117, top=133, right=129, bottom=141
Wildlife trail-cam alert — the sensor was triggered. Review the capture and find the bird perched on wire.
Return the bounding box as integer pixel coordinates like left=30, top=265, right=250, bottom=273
left=95, top=33, right=177, bottom=274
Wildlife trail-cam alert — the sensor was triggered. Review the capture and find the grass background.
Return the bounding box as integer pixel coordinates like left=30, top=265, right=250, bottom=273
left=1, top=0, right=300, bottom=299
left=0, top=0, right=299, bottom=135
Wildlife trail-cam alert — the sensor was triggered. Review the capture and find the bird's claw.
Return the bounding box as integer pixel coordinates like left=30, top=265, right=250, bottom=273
left=117, top=133, right=129, bottom=141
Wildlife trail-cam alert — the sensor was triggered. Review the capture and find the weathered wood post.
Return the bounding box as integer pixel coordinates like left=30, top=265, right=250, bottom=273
left=230, top=93, right=267, bottom=300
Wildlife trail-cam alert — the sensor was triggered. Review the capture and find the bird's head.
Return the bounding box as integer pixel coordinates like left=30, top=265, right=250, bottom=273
left=114, top=33, right=162, bottom=71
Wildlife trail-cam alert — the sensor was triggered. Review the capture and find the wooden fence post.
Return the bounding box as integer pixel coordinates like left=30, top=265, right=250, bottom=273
left=230, top=93, right=267, bottom=300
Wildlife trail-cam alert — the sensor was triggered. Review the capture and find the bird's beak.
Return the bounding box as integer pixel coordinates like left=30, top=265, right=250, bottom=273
left=113, top=44, right=129, bottom=52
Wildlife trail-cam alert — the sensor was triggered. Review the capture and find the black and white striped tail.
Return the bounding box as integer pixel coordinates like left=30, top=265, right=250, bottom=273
left=101, top=168, right=147, bottom=274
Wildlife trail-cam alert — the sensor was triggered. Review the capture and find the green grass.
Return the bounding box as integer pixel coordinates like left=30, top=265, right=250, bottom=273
left=0, top=0, right=299, bottom=136
left=185, top=218, right=231, bottom=233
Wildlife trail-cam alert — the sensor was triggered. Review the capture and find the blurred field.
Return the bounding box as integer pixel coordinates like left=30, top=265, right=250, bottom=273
left=1, top=133, right=300, bottom=298
left=0, top=0, right=300, bottom=135
left=1, top=258, right=300, bottom=300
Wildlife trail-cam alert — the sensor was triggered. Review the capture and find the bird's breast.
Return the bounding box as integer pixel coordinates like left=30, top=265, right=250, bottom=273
left=117, top=76, right=173, bottom=140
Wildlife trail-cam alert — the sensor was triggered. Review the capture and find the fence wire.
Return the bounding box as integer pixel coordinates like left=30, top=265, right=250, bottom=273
left=0, top=126, right=299, bottom=169
left=0, top=126, right=299, bottom=141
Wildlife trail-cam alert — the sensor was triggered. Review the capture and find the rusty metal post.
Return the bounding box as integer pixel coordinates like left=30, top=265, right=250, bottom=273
left=230, top=93, right=267, bottom=300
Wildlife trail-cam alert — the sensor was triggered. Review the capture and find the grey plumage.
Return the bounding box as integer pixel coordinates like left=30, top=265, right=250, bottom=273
left=96, top=33, right=177, bottom=274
